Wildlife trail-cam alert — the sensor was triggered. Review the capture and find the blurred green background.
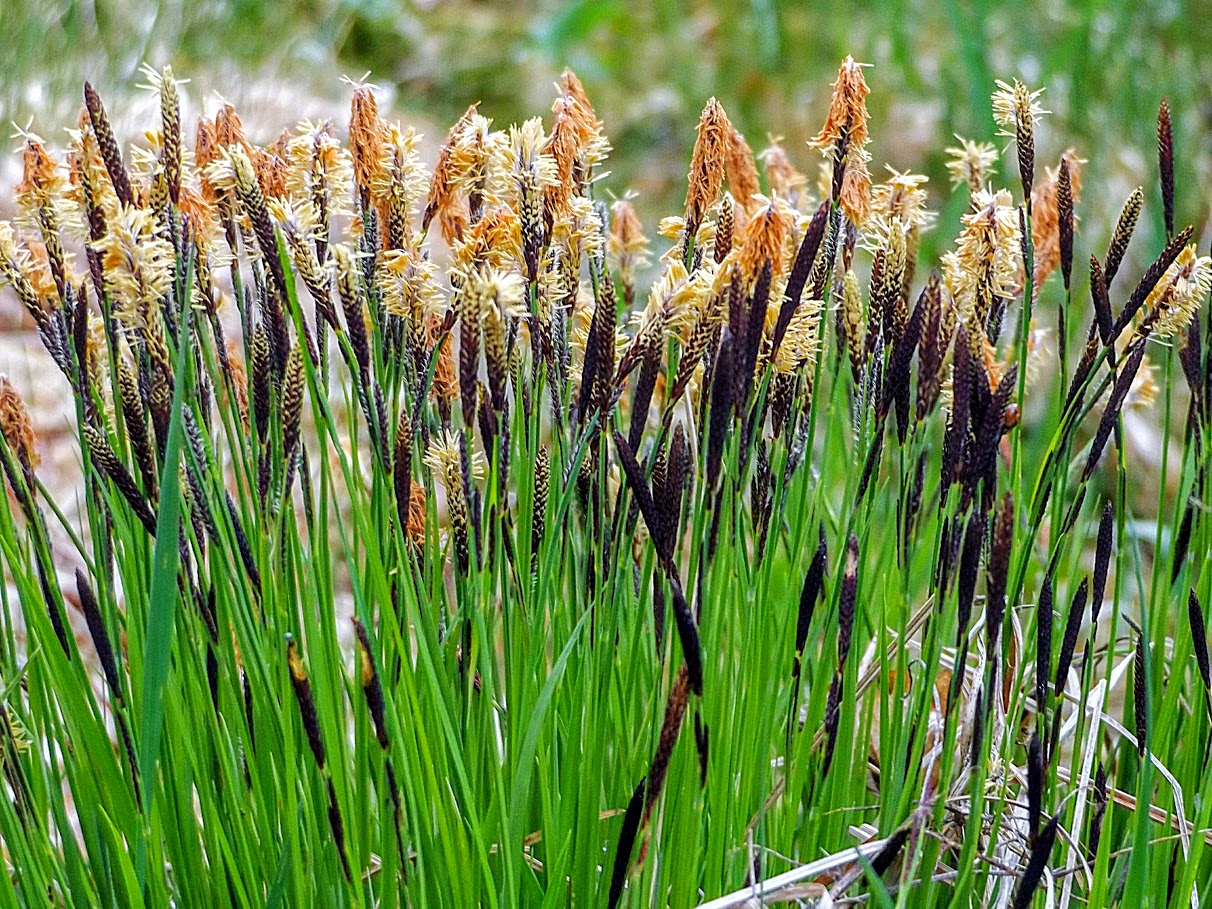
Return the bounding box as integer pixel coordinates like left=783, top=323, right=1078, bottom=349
left=3, top=0, right=1211, bottom=260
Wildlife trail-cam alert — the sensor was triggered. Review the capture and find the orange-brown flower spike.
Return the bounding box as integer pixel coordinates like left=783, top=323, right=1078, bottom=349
left=725, top=125, right=762, bottom=215
left=685, top=98, right=730, bottom=240
left=1031, top=150, right=1083, bottom=291
left=737, top=197, right=788, bottom=284
left=809, top=56, right=873, bottom=224
left=16, top=137, right=58, bottom=203
left=252, top=130, right=292, bottom=201
left=194, top=116, right=221, bottom=204
left=214, top=103, right=251, bottom=157
left=423, top=103, right=478, bottom=240
left=348, top=83, right=386, bottom=208
left=0, top=376, right=39, bottom=483
left=560, top=69, right=597, bottom=128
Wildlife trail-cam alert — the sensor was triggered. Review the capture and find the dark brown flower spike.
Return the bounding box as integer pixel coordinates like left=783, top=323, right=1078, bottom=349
left=1133, top=631, right=1148, bottom=756
left=286, top=635, right=326, bottom=769
left=882, top=285, right=926, bottom=443
left=82, top=424, right=158, bottom=535
left=394, top=408, right=413, bottom=539
left=644, top=666, right=691, bottom=826
left=868, top=824, right=910, bottom=878
left=1027, top=731, right=1044, bottom=842
left=950, top=508, right=986, bottom=707
left=577, top=270, right=617, bottom=425
left=1188, top=589, right=1210, bottom=695
left=793, top=523, right=828, bottom=678
left=84, top=82, right=134, bottom=207
left=1088, top=764, right=1108, bottom=862
left=1090, top=255, right=1113, bottom=345
left=1105, top=188, right=1144, bottom=284
left=915, top=272, right=945, bottom=420
left=1082, top=339, right=1147, bottom=482
left=1158, top=99, right=1174, bottom=239
left=985, top=492, right=1014, bottom=656
left=714, top=197, right=734, bottom=263
left=77, top=570, right=122, bottom=700
left=1090, top=500, right=1114, bottom=628
left=837, top=532, right=859, bottom=670
left=614, top=431, right=703, bottom=695
left=1058, top=157, right=1074, bottom=290
left=769, top=201, right=828, bottom=361
left=1011, top=814, right=1059, bottom=909
left=1054, top=577, right=1087, bottom=697
left=1036, top=574, right=1053, bottom=716
left=606, top=776, right=647, bottom=909
left=968, top=689, right=984, bottom=768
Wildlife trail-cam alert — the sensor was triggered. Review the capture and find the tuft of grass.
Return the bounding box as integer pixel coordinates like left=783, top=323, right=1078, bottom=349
left=0, top=57, right=1210, bottom=908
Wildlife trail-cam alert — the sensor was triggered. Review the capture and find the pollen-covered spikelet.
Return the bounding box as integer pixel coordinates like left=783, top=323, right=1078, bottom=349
left=451, top=205, right=524, bottom=286
left=14, top=132, right=62, bottom=209
left=287, top=119, right=352, bottom=223
left=0, top=223, right=49, bottom=317
left=371, top=122, right=428, bottom=249
left=84, top=312, right=114, bottom=420
left=270, top=195, right=330, bottom=301
left=809, top=56, right=873, bottom=223
left=945, top=137, right=998, bottom=194
left=626, top=260, right=691, bottom=347
left=379, top=247, right=446, bottom=327
left=992, top=79, right=1047, bottom=200
left=1031, top=150, right=1084, bottom=290
left=943, top=188, right=1021, bottom=337
left=93, top=204, right=174, bottom=327
left=0, top=376, right=39, bottom=477
left=992, top=80, right=1047, bottom=141
left=66, top=111, right=118, bottom=242
left=1143, top=245, right=1211, bottom=339
left=447, top=114, right=500, bottom=215
left=841, top=268, right=866, bottom=380
left=194, top=115, right=223, bottom=205
left=772, top=295, right=823, bottom=375
left=405, top=484, right=427, bottom=546
left=15, top=131, right=78, bottom=242
left=684, top=98, right=730, bottom=238
left=864, top=168, right=934, bottom=251
left=549, top=195, right=602, bottom=268
left=423, top=431, right=484, bottom=571
left=505, top=118, right=557, bottom=268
